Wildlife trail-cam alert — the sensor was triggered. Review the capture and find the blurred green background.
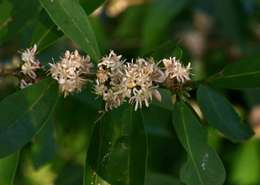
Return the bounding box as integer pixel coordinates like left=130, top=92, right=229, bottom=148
left=1, top=0, right=260, bottom=185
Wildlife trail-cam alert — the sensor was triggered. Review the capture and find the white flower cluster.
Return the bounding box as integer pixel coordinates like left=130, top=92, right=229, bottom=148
left=95, top=51, right=126, bottom=110
left=49, top=50, right=92, bottom=97
left=20, top=44, right=41, bottom=89
left=163, top=57, right=191, bottom=83
left=95, top=51, right=191, bottom=111
left=19, top=46, right=192, bottom=111
left=125, top=58, right=162, bottom=110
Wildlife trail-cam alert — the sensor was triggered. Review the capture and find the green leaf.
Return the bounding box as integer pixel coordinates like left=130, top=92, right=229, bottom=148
left=39, top=0, right=101, bottom=61
left=31, top=116, right=56, bottom=169
left=0, top=79, right=59, bottom=158
left=146, top=173, right=182, bottom=185
left=79, top=0, right=104, bottom=15
left=30, top=10, right=63, bottom=52
left=142, top=105, right=172, bottom=138
left=197, top=85, right=253, bottom=142
left=0, top=0, right=12, bottom=27
left=0, top=0, right=41, bottom=42
left=231, top=139, right=260, bottom=185
left=208, top=57, right=260, bottom=89
left=32, top=0, right=104, bottom=53
left=74, top=87, right=102, bottom=111
left=152, top=88, right=173, bottom=111
left=0, top=152, right=19, bottom=185
left=172, top=102, right=226, bottom=185
left=84, top=167, right=110, bottom=185
left=141, top=0, right=188, bottom=54
left=86, top=105, right=148, bottom=185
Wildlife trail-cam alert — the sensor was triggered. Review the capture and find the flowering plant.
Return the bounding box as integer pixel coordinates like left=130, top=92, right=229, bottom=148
left=0, top=0, right=259, bottom=185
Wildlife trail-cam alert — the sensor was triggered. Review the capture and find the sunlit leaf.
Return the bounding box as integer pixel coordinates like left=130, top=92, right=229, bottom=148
left=0, top=152, right=19, bottom=185
left=231, top=139, right=260, bottom=185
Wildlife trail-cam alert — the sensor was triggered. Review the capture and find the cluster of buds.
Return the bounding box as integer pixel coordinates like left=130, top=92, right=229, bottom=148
left=95, top=51, right=191, bottom=111
left=95, top=51, right=126, bottom=110
left=49, top=50, right=92, bottom=97
left=19, top=45, right=192, bottom=111
left=20, top=44, right=42, bottom=89
left=124, top=58, right=163, bottom=110
left=162, top=57, right=192, bottom=91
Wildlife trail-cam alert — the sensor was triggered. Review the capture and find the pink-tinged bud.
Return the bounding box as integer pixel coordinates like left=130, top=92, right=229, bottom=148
left=152, top=89, right=162, bottom=102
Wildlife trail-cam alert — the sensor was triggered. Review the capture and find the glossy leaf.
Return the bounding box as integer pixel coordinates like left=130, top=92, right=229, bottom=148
left=209, top=57, right=260, bottom=89
left=0, top=152, right=19, bottom=185
left=197, top=85, right=253, bottom=142
left=0, top=79, right=58, bottom=158
left=31, top=0, right=104, bottom=53
left=86, top=105, right=148, bottom=185
left=39, top=0, right=101, bottom=61
left=172, top=102, right=226, bottom=185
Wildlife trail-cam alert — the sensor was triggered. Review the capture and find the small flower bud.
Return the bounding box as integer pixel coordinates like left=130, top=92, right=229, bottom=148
left=152, top=89, right=162, bottom=102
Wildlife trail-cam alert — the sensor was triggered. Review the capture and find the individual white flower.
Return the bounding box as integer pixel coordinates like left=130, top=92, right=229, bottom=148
left=103, top=89, right=125, bottom=111
left=49, top=50, right=92, bottom=97
left=20, top=79, right=33, bottom=89
left=95, top=50, right=126, bottom=111
left=163, top=57, right=191, bottom=84
left=124, top=58, right=158, bottom=111
left=19, top=44, right=41, bottom=89
left=21, top=60, right=41, bottom=79
left=98, top=50, right=124, bottom=72
left=21, top=44, right=37, bottom=63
